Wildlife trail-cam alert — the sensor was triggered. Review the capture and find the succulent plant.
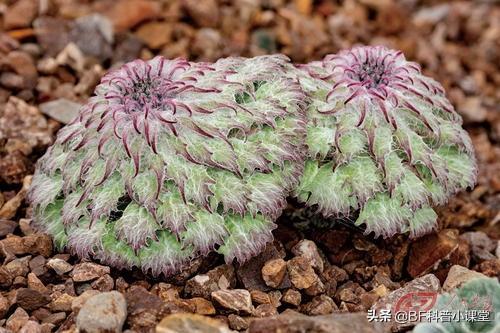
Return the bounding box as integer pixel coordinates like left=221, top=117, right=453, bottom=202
left=295, top=46, right=477, bottom=238
left=28, top=55, right=307, bottom=276
left=414, top=277, right=500, bottom=333
left=29, top=46, right=479, bottom=274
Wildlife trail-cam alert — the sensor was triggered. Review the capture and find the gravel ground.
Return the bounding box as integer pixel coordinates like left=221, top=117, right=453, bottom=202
left=0, top=0, right=498, bottom=332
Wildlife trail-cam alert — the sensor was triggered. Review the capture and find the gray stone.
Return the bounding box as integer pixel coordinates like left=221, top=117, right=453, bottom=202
left=442, top=265, right=488, bottom=292
left=291, top=239, right=324, bottom=273
left=211, top=289, right=253, bottom=314
left=69, top=14, right=113, bottom=61
left=372, top=274, right=441, bottom=331
left=76, top=291, right=127, bottom=333
left=460, top=231, right=497, bottom=261
left=46, top=258, right=73, bottom=275
left=39, top=98, right=81, bottom=124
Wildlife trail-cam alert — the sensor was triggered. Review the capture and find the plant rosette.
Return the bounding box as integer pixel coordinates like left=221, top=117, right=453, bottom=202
left=29, top=55, right=307, bottom=276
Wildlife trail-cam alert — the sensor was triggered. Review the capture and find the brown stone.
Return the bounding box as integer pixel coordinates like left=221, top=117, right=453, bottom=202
left=304, top=278, right=326, bottom=296
left=211, top=289, right=253, bottom=314
left=32, top=307, right=52, bottom=322
left=291, top=239, right=324, bottom=273
left=448, top=240, right=471, bottom=268
left=391, top=240, right=409, bottom=279
left=103, top=0, right=161, bottom=32
left=164, top=298, right=196, bottom=315
left=268, top=290, right=282, bottom=308
left=335, top=281, right=363, bottom=304
left=360, top=285, right=389, bottom=310
left=0, top=235, right=29, bottom=256
left=328, top=249, right=365, bottom=266
left=112, top=34, right=144, bottom=64
left=185, top=264, right=236, bottom=299
left=5, top=256, right=31, bottom=277
left=476, top=259, right=500, bottom=277
left=287, top=256, right=319, bottom=290
left=237, top=243, right=288, bottom=291
left=42, top=312, right=66, bottom=325
left=27, top=273, right=48, bottom=294
left=370, top=248, right=393, bottom=265
left=0, top=176, right=32, bottom=220
left=49, top=293, right=75, bottom=312
left=151, top=283, right=181, bottom=302
left=342, top=260, right=367, bottom=276
left=262, top=258, right=287, bottom=288
left=0, top=97, right=54, bottom=156
left=135, top=22, right=172, bottom=49
left=407, top=229, right=459, bottom=277
left=282, top=289, right=301, bottom=307
left=15, top=288, right=51, bottom=311
left=19, top=218, right=34, bottom=236
left=0, top=267, right=13, bottom=288
left=91, top=274, right=114, bottom=292
left=188, top=297, right=216, bottom=315
left=13, top=275, right=27, bottom=287
left=300, top=295, right=338, bottom=315
left=3, top=0, right=38, bottom=30
left=311, top=229, right=350, bottom=254
left=250, top=290, right=271, bottom=305
left=29, top=255, right=47, bottom=276
left=228, top=314, right=249, bottom=331
left=115, top=277, right=129, bottom=293
left=6, top=307, right=29, bottom=332
left=126, top=286, right=168, bottom=331
left=0, top=72, right=24, bottom=89
left=71, top=262, right=110, bottom=282
left=156, top=313, right=232, bottom=333
left=0, top=293, right=10, bottom=319
left=253, top=303, right=278, bottom=317
left=0, top=219, right=17, bottom=237
left=40, top=323, right=54, bottom=333
left=19, top=320, right=42, bottom=333
left=248, top=311, right=388, bottom=333
left=192, top=28, right=223, bottom=60
left=183, top=0, right=219, bottom=28
left=370, top=271, right=400, bottom=291
left=4, top=51, right=38, bottom=89
left=32, top=308, right=50, bottom=323
left=24, top=234, right=53, bottom=257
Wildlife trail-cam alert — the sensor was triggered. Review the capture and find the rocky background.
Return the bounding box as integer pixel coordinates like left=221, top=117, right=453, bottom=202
left=0, top=0, right=499, bottom=332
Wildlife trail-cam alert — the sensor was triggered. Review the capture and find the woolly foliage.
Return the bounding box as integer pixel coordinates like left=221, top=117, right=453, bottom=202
left=414, top=277, right=500, bottom=333
left=29, top=55, right=307, bottom=276
left=296, top=46, right=477, bottom=238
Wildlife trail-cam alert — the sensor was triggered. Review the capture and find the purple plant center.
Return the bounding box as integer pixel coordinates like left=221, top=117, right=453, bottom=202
left=350, top=59, right=389, bottom=89
left=125, top=77, right=168, bottom=111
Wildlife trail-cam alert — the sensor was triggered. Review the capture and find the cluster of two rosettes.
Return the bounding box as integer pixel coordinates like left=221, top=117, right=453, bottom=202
left=28, top=46, right=477, bottom=276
